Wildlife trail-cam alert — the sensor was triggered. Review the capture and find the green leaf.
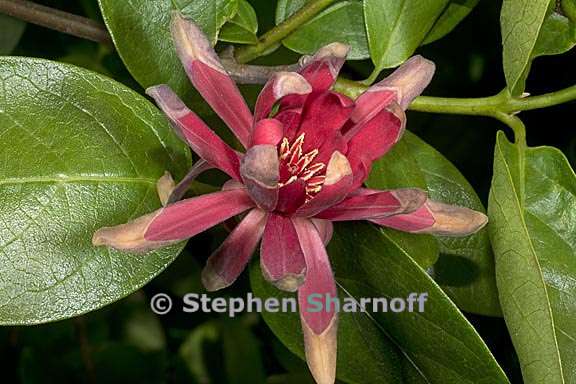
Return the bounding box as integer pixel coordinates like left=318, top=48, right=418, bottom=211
left=532, top=11, right=576, bottom=58
left=488, top=132, right=576, bottom=384
left=221, top=319, right=266, bottom=384
left=363, top=0, right=450, bottom=71
left=99, top=0, right=244, bottom=142
left=0, top=14, right=26, bottom=55
left=281, top=1, right=369, bottom=60
left=0, top=57, right=190, bottom=325
left=174, top=0, right=239, bottom=45
left=423, top=0, right=480, bottom=44
left=220, top=0, right=259, bottom=44
left=275, top=0, right=306, bottom=24
left=251, top=224, right=509, bottom=384
left=368, top=132, right=501, bottom=316
left=500, top=0, right=551, bottom=96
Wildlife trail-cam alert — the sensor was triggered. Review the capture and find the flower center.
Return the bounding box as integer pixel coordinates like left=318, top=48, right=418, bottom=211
left=278, top=133, right=326, bottom=200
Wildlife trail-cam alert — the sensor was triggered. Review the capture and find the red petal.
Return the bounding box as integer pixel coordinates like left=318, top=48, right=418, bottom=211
left=202, top=209, right=267, bottom=291
left=276, top=179, right=307, bottom=214
left=171, top=12, right=253, bottom=147
left=293, top=217, right=338, bottom=384
left=147, top=85, right=242, bottom=181
left=251, top=118, right=284, bottom=146
left=275, top=108, right=302, bottom=140
left=260, top=214, right=306, bottom=292
left=296, top=151, right=353, bottom=217
left=297, top=91, right=353, bottom=158
left=240, top=144, right=279, bottom=211
left=345, top=104, right=405, bottom=189
left=145, top=189, right=254, bottom=241
left=315, top=188, right=427, bottom=221
left=254, top=72, right=312, bottom=122
left=300, top=43, right=350, bottom=92
left=311, top=218, right=333, bottom=246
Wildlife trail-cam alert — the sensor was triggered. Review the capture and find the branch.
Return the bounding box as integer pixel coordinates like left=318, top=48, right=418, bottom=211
left=233, top=0, right=338, bottom=64
left=0, top=0, right=112, bottom=45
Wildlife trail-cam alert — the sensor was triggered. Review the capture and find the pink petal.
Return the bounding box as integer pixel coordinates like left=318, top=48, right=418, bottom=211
left=293, top=218, right=338, bottom=384
left=171, top=12, right=253, bottom=147
left=311, top=218, right=334, bottom=246
left=240, top=144, right=279, bottom=211
left=260, top=214, right=306, bottom=292
left=254, top=72, right=312, bottom=122
left=296, top=151, right=353, bottom=217
left=373, top=200, right=488, bottom=236
left=315, top=188, right=427, bottom=221
left=251, top=118, right=284, bottom=146
left=202, top=209, right=267, bottom=291
left=345, top=104, right=405, bottom=190
left=147, top=85, right=242, bottom=181
left=366, top=55, right=436, bottom=110
left=300, top=42, right=350, bottom=92
left=166, top=159, right=214, bottom=205
left=145, top=189, right=254, bottom=241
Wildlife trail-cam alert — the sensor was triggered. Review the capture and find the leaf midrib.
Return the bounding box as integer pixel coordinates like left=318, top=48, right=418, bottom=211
left=495, top=137, right=565, bottom=382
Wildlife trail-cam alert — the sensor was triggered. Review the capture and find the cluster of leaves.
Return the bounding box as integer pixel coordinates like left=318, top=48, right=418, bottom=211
left=1, top=0, right=576, bottom=383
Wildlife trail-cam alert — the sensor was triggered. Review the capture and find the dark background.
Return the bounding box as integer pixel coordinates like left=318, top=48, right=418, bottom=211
left=1, top=0, right=574, bottom=382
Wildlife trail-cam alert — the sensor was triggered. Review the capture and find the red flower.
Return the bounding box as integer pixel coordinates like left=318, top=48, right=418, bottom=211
left=94, top=13, right=488, bottom=384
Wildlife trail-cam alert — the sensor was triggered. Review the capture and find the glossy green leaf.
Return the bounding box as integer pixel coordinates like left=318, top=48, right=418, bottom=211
left=282, top=1, right=369, bottom=60
left=174, top=0, right=239, bottom=45
left=500, top=0, right=551, bottom=95
left=532, top=11, right=576, bottom=58
left=424, top=0, right=480, bottom=44
left=0, top=14, right=26, bottom=55
left=275, top=0, right=307, bottom=24
left=364, top=0, right=450, bottom=71
left=488, top=132, right=576, bottom=384
left=251, top=223, right=509, bottom=384
left=99, top=0, right=237, bottom=99
left=220, top=0, right=259, bottom=44
left=368, top=132, right=501, bottom=316
left=0, top=57, right=190, bottom=325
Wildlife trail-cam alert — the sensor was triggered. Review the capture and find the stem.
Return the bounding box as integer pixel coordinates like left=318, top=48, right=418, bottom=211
left=0, top=0, right=112, bottom=45
left=74, top=316, right=97, bottom=384
left=234, top=0, right=338, bottom=64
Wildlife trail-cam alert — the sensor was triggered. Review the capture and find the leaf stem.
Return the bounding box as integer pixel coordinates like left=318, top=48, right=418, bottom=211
left=0, top=0, right=112, bottom=45
left=233, top=0, right=338, bottom=64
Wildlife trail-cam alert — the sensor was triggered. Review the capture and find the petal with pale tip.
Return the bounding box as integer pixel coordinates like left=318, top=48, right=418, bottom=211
left=296, top=151, right=353, bottom=217
left=293, top=218, right=338, bottom=384
left=156, top=171, right=176, bottom=206
left=145, top=189, right=255, bottom=241
left=260, top=213, right=307, bottom=292
left=367, top=55, right=436, bottom=111
left=316, top=188, right=427, bottom=221
left=240, top=144, right=280, bottom=211
left=299, top=42, right=350, bottom=92
left=372, top=200, right=488, bottom=236
left=93, top=210, right=177, bottom=253
left=202, top=209, right=267, bottom=291
left=171, top=12, right=253, bottom=147
left=147, top=85, right=242, bottom=181
left=254, top=71, right=312, bottom=121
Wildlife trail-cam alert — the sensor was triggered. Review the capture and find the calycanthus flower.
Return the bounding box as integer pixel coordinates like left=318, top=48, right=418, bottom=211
left=93, top=12, right=488, bottom=384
